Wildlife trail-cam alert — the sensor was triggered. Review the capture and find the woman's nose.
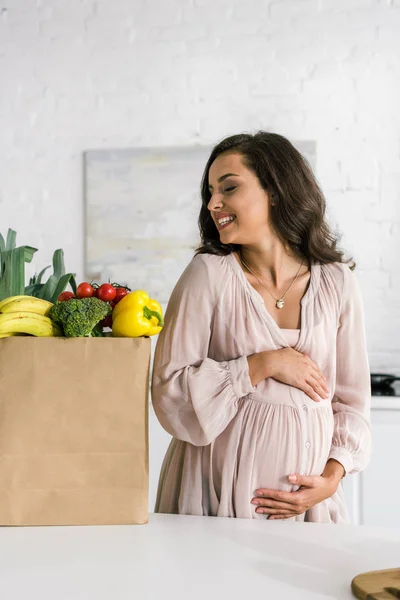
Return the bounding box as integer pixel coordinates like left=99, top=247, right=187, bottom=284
left=207, top=192, right=223, bottom=212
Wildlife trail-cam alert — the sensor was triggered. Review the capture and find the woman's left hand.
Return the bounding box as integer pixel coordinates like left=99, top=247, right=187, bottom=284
left=251, top=464, right=344, bottom=520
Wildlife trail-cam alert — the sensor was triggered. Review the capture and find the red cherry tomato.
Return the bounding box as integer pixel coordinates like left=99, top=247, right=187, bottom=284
left=96, top=283, right=117, bottom=302
left=113, top=287, right=128, bottom=304
left=58, top=291, right=75, bottom=302
left=76, top=282, right=94, bottom=299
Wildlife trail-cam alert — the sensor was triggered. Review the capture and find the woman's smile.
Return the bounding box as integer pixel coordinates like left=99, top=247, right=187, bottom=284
left=214, top=212, right=237, bottom=231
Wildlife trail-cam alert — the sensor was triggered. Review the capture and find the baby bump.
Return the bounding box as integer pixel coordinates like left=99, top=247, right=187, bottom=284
left=249, top=397, right=334, bottom=481
left=212, top=397, right=334, bottom=517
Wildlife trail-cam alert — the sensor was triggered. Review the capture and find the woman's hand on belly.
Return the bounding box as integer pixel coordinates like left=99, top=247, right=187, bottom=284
left=258, top=348, right=330, bottom=402
left=251, top=460, right=345, bottom=519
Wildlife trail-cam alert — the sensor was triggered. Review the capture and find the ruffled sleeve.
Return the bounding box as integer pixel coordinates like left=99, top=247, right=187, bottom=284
left=328, top=265, right=372, bottom=475
left=151, top=254, right=255, bottom=447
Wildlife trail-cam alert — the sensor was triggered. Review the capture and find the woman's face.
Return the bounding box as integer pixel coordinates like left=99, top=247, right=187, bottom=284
left=207, top=152, right=274, bottom=246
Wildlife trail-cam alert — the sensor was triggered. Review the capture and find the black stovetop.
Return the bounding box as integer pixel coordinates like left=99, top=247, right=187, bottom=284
left=371, top=374, right=400, bottom=397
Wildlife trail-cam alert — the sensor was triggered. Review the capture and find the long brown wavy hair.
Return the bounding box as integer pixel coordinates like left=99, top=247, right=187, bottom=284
left=196, top=131, right=354, bottom=269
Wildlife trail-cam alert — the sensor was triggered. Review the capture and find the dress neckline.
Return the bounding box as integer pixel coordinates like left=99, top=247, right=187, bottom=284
left=226, top=252, right=320, bottom=351
left=280, top=327, right=301, bottom=348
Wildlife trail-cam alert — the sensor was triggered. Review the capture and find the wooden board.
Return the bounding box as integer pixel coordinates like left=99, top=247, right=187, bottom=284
left=352, top=568, right=400, bottom=599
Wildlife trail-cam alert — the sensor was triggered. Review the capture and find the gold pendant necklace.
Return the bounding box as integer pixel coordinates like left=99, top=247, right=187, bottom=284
left=239, top=252, right=304, bottom=309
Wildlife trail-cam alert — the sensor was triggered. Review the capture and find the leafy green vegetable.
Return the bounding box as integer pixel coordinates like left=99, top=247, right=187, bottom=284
left=29, top=249, right=76, bottom=303
left=0, top=229, right=37, bottom=301
left=49, top=297, right=111, bottom=337
left=6, top=230, right=17, bottom=250
left=0, top=229, right=76, bottom=302
left=25, top=265, right=51, bottom=296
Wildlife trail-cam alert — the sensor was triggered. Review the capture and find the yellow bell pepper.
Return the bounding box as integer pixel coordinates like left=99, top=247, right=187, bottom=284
left=112, top=290, right=164, bottom=338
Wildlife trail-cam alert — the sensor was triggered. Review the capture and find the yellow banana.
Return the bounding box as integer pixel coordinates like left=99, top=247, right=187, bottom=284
left=0, top=312, right=61, bottom=337
left=0, top=295, right=28, bottom=312
left=0, top=332, right=25, bottom=338
left=0, top=296, right=53, bottom=316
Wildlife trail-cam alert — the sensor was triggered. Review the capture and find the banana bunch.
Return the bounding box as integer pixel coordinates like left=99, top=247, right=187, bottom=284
left=0, top=295, right=61, bottom=338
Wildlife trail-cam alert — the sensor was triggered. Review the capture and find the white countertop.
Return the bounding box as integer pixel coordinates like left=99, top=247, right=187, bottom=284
left=0, top=513, right=399, bottom=600
left=371, top=396, right=400, bottom=410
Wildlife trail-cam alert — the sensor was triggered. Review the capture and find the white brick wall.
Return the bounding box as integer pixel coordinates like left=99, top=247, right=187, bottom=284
left=1, top=0, right=400, bottom=371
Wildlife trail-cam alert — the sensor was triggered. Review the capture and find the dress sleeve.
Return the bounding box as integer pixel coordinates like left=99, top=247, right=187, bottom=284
left=328, top=265, right=372, bottom=475
left=151, top=255, right=255, bottom=447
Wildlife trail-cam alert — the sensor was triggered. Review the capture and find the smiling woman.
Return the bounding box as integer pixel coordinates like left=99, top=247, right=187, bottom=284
left=151, top=131, right=371, bottom=523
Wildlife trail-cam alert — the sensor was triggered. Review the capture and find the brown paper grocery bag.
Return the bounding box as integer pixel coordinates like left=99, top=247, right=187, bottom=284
left=0, top=336, right=150, bottom=526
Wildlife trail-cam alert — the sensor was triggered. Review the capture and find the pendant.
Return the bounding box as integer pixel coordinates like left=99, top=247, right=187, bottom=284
left=276, top=299, right=285, bottom=309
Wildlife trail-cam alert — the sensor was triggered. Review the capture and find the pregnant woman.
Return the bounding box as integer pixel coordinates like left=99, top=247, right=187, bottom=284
left=151, top=131, right=371, bottom=523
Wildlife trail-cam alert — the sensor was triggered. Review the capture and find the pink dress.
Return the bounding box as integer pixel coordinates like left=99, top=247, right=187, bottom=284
left=151, top=253, right=371, bottom=523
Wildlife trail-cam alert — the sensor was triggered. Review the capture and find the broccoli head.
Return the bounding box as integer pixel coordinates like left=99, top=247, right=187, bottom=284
left=49, top=297, right=112, bottom=337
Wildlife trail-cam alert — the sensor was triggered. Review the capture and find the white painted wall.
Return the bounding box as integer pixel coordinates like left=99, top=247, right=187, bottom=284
left=1, top=0, right=400, bottom=510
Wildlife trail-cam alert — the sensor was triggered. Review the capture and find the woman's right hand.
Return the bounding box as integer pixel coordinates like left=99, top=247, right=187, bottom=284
left=248, top=348, right=329, bottom=402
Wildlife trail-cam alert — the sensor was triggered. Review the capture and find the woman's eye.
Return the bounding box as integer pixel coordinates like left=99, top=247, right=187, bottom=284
left=223, top=186, right=237, bottom=193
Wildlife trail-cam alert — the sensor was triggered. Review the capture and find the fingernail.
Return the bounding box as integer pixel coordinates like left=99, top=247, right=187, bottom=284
left=256, top=491, right=264, bottom=496
left=251, top=499, right=259, bottom=505
left=288, top=474, right=297, bottom=483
